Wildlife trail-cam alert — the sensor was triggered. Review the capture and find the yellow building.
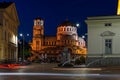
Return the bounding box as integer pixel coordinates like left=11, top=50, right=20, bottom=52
left=30, top=17, right=86, bottom=61
left=0, top=2, right=19, bottom=62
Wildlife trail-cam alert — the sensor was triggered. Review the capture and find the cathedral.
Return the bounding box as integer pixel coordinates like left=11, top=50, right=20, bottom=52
left=29, top=17, right=86, bottom=62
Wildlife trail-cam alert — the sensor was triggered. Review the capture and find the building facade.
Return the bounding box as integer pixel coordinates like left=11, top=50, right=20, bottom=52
left=85, top=0, right=120, bottom=67
left=0, top=2, right=19, bottom=62
left=86, top=16, right=120, bottom=67
left=30, top=17, right=86, bottom=61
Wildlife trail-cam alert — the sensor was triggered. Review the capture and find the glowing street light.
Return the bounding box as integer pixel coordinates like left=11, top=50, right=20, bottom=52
left=27, top=33, right=29, bottom=36
left=76, top=23, right=80, bottom=27
left=82, top=35, right=85, bottom=39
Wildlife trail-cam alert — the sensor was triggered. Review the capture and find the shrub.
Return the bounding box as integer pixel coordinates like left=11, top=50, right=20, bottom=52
left=75, top=56, right=86, bottom=65
left=75, top=59, right=81, bottom=65
left=80, top=56, right=85, bottom=64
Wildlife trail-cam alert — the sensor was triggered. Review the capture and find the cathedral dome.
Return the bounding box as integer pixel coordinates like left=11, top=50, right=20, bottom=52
left=58, top=20, right=76, bottom=27
left=35, top=16, right=43, bottom=20
left=61, top=35, right=75, bottom=40
left=57, top=20, right=78, bottom=41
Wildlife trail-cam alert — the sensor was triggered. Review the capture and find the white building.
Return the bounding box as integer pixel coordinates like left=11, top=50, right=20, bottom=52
left=86, top=16, right=120, bottom=67
left=85, top=0, right=120, bottom=67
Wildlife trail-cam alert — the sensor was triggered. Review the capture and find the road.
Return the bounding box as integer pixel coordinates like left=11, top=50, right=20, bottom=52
left=0, top=63, right=120, bottom=80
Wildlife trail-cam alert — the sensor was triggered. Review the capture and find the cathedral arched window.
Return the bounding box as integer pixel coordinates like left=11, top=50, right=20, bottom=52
left=55, top=41, right=56, bottom=45
left=67, top=28, right=69, bottom=31
left=70, top=28, right=71, bottom=31
left=65, top=40, right=66, bottom=44
left=49, top=42, right=50, bottom=45
left=37, top=22, right=40, bottom=25
left=46, top=42, right=48, bottom=45
left=36, top=41, right=39, bottom=50
left=64, top=28, right=66, bottom=31
left=67, top=40, right=69, bottom=44
left=52, top=42, right=53, bottom=45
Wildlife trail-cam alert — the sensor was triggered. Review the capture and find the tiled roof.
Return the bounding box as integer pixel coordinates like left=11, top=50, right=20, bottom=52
left=0, top=2, right=13, bottom=8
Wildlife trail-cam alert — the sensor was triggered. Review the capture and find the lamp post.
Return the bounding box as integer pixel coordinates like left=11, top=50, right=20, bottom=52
left=20, top=33, right=24, bottom=62
left=19, top=33, right=29, bottom=62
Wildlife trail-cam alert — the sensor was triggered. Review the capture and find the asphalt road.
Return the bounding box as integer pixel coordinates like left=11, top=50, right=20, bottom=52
left=0, top=63, right=120, bottom=80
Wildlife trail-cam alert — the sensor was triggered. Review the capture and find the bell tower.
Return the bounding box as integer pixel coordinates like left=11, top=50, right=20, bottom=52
left=32, top=17, right=44, bottom=52
left=117, top=0, right=120, bottom=15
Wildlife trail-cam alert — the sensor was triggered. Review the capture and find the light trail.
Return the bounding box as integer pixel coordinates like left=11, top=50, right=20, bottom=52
left=0, top=72, right=100, bottom=77
left=0, top=72, right=119, bottom=77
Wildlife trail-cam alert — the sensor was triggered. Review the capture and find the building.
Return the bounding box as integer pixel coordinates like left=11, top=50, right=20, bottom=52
left=30, top=17, right=86, bottom=61
left=85, top=0, right=120, bottom=67
left=0, top=2, right=19, bottom=62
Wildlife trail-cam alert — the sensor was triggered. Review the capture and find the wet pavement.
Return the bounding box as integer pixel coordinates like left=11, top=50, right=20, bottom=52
left=0, top=63, right=120, bottom=80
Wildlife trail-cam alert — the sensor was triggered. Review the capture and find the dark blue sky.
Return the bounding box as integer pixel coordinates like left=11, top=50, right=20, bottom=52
left=2, top=0, right=118, bottom=41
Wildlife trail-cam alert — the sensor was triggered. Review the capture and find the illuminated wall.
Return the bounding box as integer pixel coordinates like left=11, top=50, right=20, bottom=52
left=117, top=0, right=120, bottom=15
left=31, top=17, right=44, bottom=51
left=0, top=2, right=19, bottom=61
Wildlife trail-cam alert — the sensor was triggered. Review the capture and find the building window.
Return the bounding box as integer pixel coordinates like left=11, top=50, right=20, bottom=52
left=46, top=42, right=48, bottom=45
left=67, top=28, right=69, bottom=31
left=64, top=28, right=66, bottom=31
left=105, top=39, right=112, bottom=54
left=5, top=31, right=6, bottom=41
left=52, top=42, right=53, bottom=46
left=36, top=41, right=39, bottom=51
left=61, top=28, right=63, bottom=31
left=55, top=41, right=56, bottom=45
left=104, top=23, right=112, bottom=27
left=70, top=28, right=71, bottom=31
left=37, top=22, right=40, bottom=25
left=49, top=42, right=50, bottom=45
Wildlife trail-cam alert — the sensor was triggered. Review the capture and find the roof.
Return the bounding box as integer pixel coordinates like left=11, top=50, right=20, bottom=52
left=0, top=2, right=13, bottom=8
left=58, top=20, right=76, bottom=27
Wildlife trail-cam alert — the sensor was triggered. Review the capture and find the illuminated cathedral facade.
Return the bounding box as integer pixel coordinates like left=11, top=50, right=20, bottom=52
left=30, top=17, right=86, bottom=61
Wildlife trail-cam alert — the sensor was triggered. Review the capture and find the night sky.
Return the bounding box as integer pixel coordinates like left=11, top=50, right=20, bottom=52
left=1, top=0, right=118, bottom=41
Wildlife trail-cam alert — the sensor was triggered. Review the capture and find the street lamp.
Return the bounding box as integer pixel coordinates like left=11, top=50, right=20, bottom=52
left=76, top=23, right=80, bottom=27
left=19, top=33, right=29, bottom=62
left=82, top=35, right=85, bottom=39
left=20, top=33, right=24, bottom=62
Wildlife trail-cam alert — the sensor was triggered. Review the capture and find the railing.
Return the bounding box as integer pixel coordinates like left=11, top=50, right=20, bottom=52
left=87, top=53, right=120, bottom=57
left=86, top=57, right=106, bottom=67
left=86, top=53, right=120, bottom=67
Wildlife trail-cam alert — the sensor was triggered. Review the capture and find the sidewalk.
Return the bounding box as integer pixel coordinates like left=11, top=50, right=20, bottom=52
left=53, top=66, right=120, bottom=71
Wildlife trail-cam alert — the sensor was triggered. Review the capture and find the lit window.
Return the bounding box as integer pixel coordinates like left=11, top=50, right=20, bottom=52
left=64, top=28, right=66, bottom=31
left=61, top=28, right=62, bottom=31
left=36, top=41, right=39, bottom=50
